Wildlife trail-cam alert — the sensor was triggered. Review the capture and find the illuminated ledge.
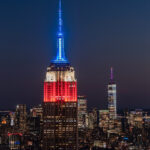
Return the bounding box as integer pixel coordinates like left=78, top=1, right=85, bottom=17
left=50, top=60, right=70, bottom=67
left=52, top=59, right=69, bottom=64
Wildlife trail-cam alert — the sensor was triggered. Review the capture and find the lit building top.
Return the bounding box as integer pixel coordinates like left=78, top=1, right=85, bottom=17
left=44, top=0, right=77, bottom=103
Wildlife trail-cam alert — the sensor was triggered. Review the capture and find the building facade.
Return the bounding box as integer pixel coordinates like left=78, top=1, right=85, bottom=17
left=99, top=110, right=109, bottom=132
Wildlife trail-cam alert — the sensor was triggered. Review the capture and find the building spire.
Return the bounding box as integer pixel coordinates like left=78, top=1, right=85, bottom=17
left=53, top=0, right=68, bottom=64
left=110, top=67, right=114, bottom=81
left=59, top=0, right=62, bottom=33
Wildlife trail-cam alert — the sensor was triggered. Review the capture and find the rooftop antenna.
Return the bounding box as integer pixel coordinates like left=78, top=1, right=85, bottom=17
left=53, top=0, right=68, bottom=63
left=110, top=67, right=114, bottom=81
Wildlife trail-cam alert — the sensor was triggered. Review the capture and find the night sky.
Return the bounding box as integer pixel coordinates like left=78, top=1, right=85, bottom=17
left=0, top=0, right=150, bottom=110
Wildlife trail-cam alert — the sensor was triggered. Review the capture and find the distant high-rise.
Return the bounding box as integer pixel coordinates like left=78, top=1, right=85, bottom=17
left=15, top=104, right=27, bottom=133
left=108, top=67, right=117, bottom=120
left=42, top=0, right=78, bottom=149
left=88, top=108, right=98, bottom=129
left=78, top=96, right=87, bottom=129
left=99, top=110, right=109, bottom=132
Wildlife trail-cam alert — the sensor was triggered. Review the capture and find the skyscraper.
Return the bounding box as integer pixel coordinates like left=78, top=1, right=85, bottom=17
left=42, top=0, right=78, bottom=149
left=78, top=96, right=87, bottom=129
left=108, top=67, right=117, bottom=120
left=15, top=104, right=27, bottom=133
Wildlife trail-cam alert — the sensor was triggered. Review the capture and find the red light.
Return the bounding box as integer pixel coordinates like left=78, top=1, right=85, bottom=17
left=44, top=81, right=77, bottom=102
left=8, top=133, right=23, bottom=136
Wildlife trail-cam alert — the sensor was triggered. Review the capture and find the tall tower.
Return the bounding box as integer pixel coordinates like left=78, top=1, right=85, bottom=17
left=108, top=67, right=117, bottom=120
left=42, top=0, right=78, bottom=149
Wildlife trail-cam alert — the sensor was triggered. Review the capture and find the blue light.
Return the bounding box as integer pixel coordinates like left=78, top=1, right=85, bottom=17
left=15, top=141, right=20, bottom=145
left=123, top=137, right=129, bottom=140
left=52, top=0, right=68, bottom=64
left=59, top=38, right=62, bottom=59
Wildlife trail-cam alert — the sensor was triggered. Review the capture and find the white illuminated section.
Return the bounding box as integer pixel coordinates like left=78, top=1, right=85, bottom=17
left=64, top=71, right=75, bottom=82
left=45, top=72, right=56, bottom=82
left=45, top=67, right=76, bottom=82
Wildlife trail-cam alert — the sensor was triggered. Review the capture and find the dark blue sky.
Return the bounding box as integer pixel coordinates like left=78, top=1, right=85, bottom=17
left=0, top=0, right=150, bottom=109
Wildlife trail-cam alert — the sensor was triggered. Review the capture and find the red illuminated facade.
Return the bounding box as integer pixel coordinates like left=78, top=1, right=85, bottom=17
left=44, top=81, right=77, bottom=102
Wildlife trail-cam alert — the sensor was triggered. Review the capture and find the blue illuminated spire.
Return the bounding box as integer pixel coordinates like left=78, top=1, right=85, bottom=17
left=53, top=0, right=68, bottom=64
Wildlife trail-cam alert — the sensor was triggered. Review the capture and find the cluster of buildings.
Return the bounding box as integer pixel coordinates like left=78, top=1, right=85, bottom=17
left=0, top=0, right=150, bottom=150
left=1, top=99, right=150, bottom=149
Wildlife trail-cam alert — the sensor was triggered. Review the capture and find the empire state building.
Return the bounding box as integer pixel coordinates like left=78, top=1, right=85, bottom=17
left=42, top=0, right=78, bottom=149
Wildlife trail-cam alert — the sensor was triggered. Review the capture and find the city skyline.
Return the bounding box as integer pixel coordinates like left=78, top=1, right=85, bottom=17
left=0, top=1, right=150, bottom=149
left=0, top=0, right=150, bottom=109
